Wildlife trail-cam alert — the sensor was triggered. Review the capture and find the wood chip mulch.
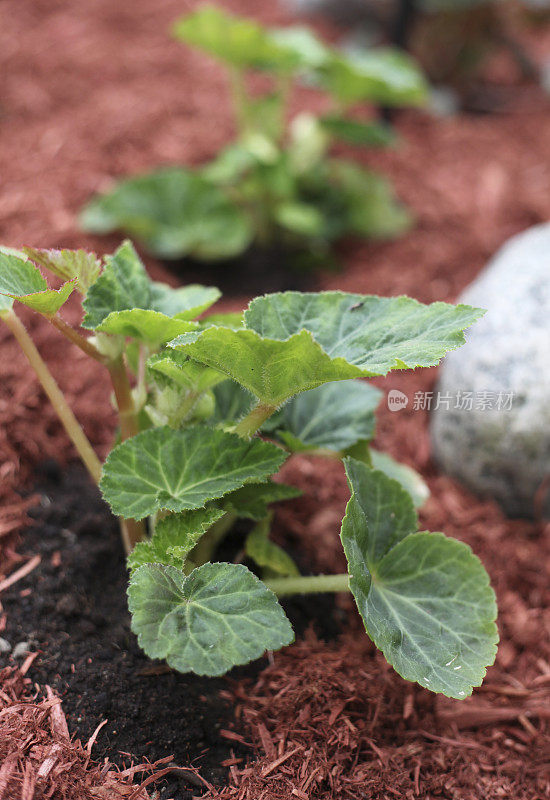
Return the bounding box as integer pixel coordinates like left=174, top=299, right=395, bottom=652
left=0, top=663, right=155, bottom=800
left=205, top=633, right=550, bottom=800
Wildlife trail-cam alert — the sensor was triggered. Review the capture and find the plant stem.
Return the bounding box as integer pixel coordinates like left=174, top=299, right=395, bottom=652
left=265, top=573, right=350, bottom=597
left=276, top=72, right=291, bottom=144
left=107, top=355, right=139, bottom=440
left=190, top=512, right=237, bottom=567
left=49, top=315, right=107, bottom=363
left=106, top=354, right=145, bottom=552
left=229, top=67, right=250, bottom=136
left=1, top=311, right=102, bottom=484
left=233, top=402, right=277, bottom=439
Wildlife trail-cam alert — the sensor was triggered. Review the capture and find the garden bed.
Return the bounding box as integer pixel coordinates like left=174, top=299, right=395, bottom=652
left=1, top=0, right=550, bottom=798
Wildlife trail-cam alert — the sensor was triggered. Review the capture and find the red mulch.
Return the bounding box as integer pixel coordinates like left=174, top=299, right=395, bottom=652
left=1, top=0, right=550, bottom=798
left=0, top=663, right=153, bottom=799
left=204, top=633, right=550, bottom=800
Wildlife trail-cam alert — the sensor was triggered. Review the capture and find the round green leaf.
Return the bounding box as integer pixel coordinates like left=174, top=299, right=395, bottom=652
left=128, top=562, right=294, bottom=675
left=80, top=168, right=253, bottom=261
left=341, top=460, right=498, bottom=698
left=270, top=380, right=382, bottom=453
left=100, top=425, right=286, bottom=520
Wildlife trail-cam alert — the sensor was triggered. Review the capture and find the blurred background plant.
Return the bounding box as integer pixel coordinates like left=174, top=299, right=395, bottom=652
left=290, top=0, right=549, bottom=111
left=80, top=4, right=427, bottom=274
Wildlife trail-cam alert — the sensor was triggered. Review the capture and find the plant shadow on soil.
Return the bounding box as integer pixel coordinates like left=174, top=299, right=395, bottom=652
left=162, top=243, right=325, bottom=297
left=1, top=461, right=343, bottom=798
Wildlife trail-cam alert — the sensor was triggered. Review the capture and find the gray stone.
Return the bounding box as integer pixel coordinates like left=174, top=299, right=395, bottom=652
left=431, top=224, right=550, bottom=519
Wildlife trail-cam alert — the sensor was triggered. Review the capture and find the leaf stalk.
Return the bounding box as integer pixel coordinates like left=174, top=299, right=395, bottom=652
left=265, top=573, right=350, bottom=597
left=49, top=315, right=107, bottom=363
left=233, top=402, right=277, bottom=439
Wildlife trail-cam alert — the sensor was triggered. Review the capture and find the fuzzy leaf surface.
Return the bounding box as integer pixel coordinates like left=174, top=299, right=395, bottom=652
left=341, top=460, right=498, bottom=698
left=82, top=241, right=151, bottom=329
left=170, top=327, right=362, bottom=405
left=127, top=507, right=225, bottom=573
left=245, top=292, right=484, bottom=374
left=128, top=562, right=294, bottom=675
left=0, top=249, right=75, bottom=314
left=23, top=247, right=102, bottom=294
left=97, top=309, right=198, bottom=343
left=170, top=292, right=483, bottom=404
left=100, top=425, right=286, bottom=520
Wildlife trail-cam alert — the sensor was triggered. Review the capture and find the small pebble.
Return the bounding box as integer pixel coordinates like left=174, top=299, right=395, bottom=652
left=0, top=637, right=11, bottom=654
left=12, top=641, right=30, bottom=660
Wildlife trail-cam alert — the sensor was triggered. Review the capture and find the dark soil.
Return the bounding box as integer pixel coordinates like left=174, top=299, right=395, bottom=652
left=164, top=243, right=319, bottom=297
left=0, top=461, right=341, bottom=798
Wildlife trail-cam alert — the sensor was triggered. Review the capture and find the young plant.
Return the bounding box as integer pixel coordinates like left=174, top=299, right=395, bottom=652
left=80, top=5, right=428, bottom=270
left=0, top=241, right=498, bottom=699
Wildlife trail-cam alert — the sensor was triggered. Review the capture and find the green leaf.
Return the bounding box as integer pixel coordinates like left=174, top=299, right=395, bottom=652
left=100, top=425, right=286, bottom=520
left=271, top=26, right=331, bottom=70
left=80, top=168, right=253, bottom=261
left=128, top=562, right=294, bottom=675
left=170, top=327, right=362, bottom=406
left=150, top=283, right=221, bottom=319
left=275, top=202, right=325, bottom=236
left=23, top=247, right=102, bottom=294
left=173, top=6, right=299, bottom=72
left=343, top=459, right=418, bottom=565
left=128, top=507, right=225, bottom=573
left=82, top=240, right=151, bottom=329
left=97, top=309, right=198, bottom=344
left=319, top=48, right=428, bottom=107
left=246, top=516, right=300, bottom=577
left=245, top=292, right=484, bottom=374
left=0, top=248, right=75, bottom=315
left=341, top=460, right=498, bottom=698
left=370, top=449, right=430, bottom=509
left=319, top=115, right=396, bottom=147
left=270, top=380, right=381, bottom=453
left=327, top=160, right=411, bottom=239
left=0, top=249, right=15, bottom=314
left=211, top=380, right=254, bottom=424
left=170, top=292, right=483, bottom=406
left=201, top=311, right=244, bottom=329
left=202, top=144, right=258, bottom=186
left=222, top=481, right=301, bottom=521
left=0, top=249, right=46, bottom=295
left=148, top=350, right=225, bottom=393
